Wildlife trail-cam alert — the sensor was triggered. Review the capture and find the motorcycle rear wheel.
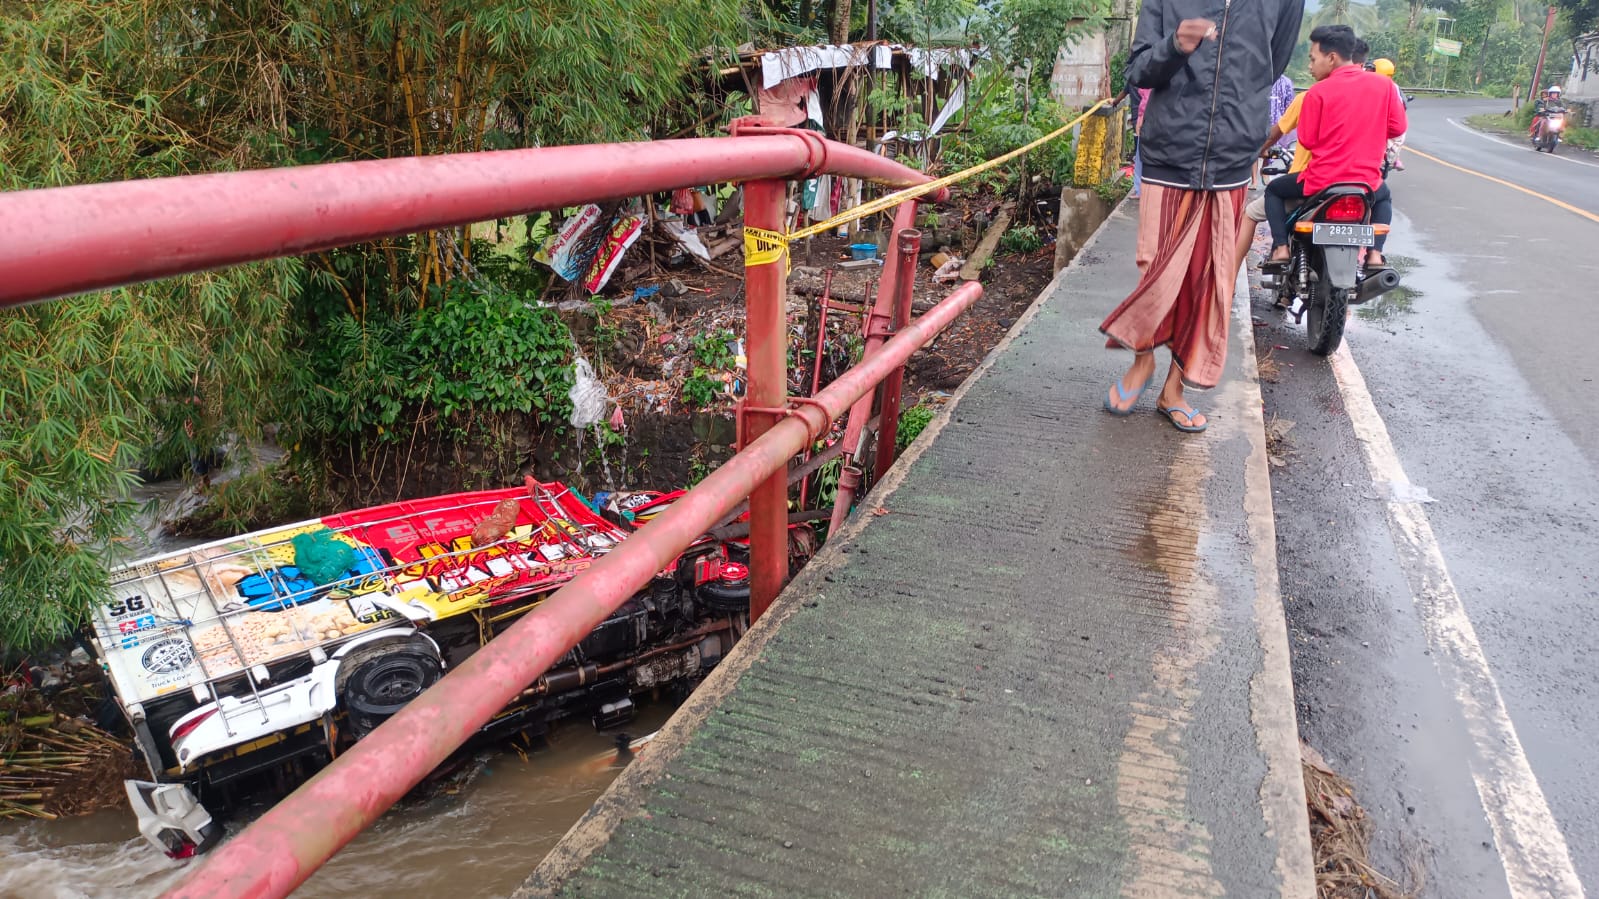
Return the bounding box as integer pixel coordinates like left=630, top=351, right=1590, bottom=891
left=1306, top=272, right=1347, bottom=356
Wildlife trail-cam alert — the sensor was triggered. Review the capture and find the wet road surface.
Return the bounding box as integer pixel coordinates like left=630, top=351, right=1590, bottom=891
left=1256, top=97, right=1599, bottom=897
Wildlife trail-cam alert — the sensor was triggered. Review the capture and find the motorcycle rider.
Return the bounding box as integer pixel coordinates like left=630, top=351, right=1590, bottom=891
left=1264, top=25, right=1406, bottom=270
left=1530, top=85, right=1566, bottom=139
left=1368, top=58, right=1408, bottom=171
left=1234, top=58, right=1324, bottom=279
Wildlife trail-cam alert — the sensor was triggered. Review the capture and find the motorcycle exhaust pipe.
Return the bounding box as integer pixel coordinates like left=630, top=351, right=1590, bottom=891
left=1353, top=267, right=1401, bottom=305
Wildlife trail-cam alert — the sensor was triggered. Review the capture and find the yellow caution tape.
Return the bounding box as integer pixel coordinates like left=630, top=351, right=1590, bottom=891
left=785, top=98, right=1112, bottom=244
left=743, top=226, right=789, bottom=268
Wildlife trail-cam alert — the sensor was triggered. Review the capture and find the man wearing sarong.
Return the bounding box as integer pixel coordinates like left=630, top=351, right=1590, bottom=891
left=1100, top=0, right=1303, bottom=433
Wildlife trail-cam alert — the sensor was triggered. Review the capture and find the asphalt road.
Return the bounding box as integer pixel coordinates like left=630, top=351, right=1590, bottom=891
left=1254, top=97, right=1599, bottom=897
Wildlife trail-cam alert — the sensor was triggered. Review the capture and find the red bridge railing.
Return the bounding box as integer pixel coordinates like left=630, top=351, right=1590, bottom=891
left=0, top=121, right=979, bottom=899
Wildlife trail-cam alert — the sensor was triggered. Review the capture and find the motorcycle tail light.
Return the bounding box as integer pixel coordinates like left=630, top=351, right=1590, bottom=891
left=1323, top=196, right=1367, bottom=222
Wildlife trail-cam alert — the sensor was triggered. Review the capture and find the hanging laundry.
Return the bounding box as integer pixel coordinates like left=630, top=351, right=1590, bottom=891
left=807, top=175, right=833, bottom=222
left=755, top=76, right=817, bottom=127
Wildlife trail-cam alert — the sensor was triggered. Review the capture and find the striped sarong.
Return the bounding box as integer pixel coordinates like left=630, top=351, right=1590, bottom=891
left=1099, top=183, right=1246, bottom=390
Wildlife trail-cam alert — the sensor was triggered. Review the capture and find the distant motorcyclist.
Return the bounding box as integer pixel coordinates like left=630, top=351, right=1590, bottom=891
left=1530, top=85, right=1566, bottom=137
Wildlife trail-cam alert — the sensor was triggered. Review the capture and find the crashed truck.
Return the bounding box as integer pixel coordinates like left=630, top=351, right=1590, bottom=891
left=88, top=479, right=761, bottom=858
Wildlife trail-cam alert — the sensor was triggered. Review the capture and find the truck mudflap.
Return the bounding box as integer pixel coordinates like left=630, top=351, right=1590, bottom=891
left=125, top=780, right=220, bottom=859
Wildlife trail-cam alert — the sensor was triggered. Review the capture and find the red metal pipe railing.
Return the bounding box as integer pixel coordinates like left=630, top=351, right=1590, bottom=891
left=873, top=228, right=923, bottom=484
left=0, top=122, right=962, bottom=896
left=0, top=132, right=945, bottom=309
left=828, top=201, right=921, bottom=535
left=740, top=178, right=789, bottom=621
left=165, top=281, right=984, bottom=899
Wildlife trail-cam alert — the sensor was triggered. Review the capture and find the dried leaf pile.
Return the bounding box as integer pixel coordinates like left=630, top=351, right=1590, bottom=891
left=1303, top=741, right=1417, bottom=899
left=1, top=675, right=137, bottom=821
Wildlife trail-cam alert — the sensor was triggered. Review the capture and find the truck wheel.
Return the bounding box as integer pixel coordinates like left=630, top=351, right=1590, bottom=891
left=337, top=640, right=442, bottom=738
left=697, top=579, right=751, bottom=614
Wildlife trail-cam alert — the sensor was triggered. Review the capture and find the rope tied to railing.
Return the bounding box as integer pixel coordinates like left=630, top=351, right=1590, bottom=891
left=742, top=98, right=1114, bottom=266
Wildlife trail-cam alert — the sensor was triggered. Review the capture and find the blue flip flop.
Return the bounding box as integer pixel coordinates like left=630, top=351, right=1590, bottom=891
left=1157, top=403, right=1208, bottom=433
left=1103, top=373, right=1156, bottom=416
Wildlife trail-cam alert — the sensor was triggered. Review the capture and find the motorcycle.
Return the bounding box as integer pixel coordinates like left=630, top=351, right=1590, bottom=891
left=1258, top=149, right=1402, bottom=355
left=1532, top=108, right=1566, bottom=153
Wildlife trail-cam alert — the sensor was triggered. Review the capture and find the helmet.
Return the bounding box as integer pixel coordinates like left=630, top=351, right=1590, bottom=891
left=1373, top=58, right=1396, bottom=78
left=1549, top=85, right=1562, bottom=94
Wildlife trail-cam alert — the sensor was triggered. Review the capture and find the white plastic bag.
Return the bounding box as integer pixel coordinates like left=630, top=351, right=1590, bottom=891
left=568, top=357, right=608, bottom=428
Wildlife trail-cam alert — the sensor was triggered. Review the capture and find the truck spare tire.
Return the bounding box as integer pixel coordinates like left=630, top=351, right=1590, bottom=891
left=336, top=639, right=443, bottom=738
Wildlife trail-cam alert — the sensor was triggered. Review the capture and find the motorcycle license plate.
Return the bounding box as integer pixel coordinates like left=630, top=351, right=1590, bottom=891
left=1312, top=223, right=1374, bottom=247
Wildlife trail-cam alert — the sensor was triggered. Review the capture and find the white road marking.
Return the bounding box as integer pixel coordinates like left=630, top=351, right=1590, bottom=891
left=1328, top=341, right=1586, bottom=899
left=1446, top=116, right=1599, bottom=170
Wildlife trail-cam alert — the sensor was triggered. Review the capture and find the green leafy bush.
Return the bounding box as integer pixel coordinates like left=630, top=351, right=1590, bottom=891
left=682, top=371, right=724, bottom=409
left=942, top=80, right=1077, bottom=191
left=897, top=404, right=938, bottom=451
left=1000, top=224, right=1044, bottom=255
left=681, top=330, right=736, bottom=409
left=408, top=282, right=575, bottom=424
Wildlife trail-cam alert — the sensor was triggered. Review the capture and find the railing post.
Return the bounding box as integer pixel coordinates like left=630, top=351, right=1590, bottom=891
left=873, top=227, right=922, bottom=483
left=740, top=178, right=789, bottom=621
left=827, top=201, right=919, bottom=536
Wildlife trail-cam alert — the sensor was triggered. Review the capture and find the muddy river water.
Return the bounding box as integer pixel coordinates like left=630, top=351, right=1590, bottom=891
left=0, top=702, right=673, bottom=898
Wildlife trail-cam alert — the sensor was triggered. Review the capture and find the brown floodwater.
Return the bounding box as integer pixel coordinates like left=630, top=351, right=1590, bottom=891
left=0, top=701, right=674, bottom=898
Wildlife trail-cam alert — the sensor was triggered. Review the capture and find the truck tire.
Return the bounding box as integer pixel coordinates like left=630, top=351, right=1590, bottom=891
left=697, top=579, right=751, bottom=614
left=336, top=639, right=443, bottom=738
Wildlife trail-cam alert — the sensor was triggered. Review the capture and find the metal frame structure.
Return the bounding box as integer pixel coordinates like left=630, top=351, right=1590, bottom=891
left=0, top=119, right=978, bottom=898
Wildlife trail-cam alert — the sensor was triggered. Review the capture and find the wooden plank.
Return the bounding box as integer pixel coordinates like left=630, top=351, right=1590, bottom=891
left=959, top=202, right=1014, bottom=281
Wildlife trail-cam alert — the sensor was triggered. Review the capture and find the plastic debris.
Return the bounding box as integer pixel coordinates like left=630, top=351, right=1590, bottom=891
left=1379, top=480, right=1435, bottom=503
left=569, top=357, right=609, bottom=428
left=932, top=256, right=966, bottom=284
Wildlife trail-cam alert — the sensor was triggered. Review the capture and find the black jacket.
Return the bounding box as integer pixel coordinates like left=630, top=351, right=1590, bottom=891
left=1127, top=0, right=1303, bottom=190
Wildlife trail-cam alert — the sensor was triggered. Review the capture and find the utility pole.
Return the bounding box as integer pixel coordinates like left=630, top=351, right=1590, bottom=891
left=866, top=0, right=878, bottom=41
left=1530, top=5, right=1557, bottom=103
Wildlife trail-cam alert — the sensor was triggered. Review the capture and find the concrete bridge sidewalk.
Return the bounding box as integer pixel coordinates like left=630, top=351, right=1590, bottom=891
left=519, top=204, right=1314, bottom=898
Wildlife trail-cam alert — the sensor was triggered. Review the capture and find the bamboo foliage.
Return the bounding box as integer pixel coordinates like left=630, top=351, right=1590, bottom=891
left=0, top=0, right=746, bottom=650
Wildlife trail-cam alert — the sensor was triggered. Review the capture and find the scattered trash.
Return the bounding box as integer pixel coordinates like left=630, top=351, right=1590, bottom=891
left=633, top=285, right=662, bottom=302
left=568, top=357, right=609, bottom=428
left=1379, top=480, right=1435, bottom=503
left=661, top=220, right=711, bottom=261
left=932, top=255, right=966, bottom=284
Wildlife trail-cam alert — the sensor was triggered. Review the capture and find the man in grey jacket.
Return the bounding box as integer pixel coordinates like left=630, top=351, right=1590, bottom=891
left=1099, top=0, right=1303, bottom=433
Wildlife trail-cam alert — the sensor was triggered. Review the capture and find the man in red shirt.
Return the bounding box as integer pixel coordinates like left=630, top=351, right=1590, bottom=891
left=1264, top=25, right=1406, bottom=267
